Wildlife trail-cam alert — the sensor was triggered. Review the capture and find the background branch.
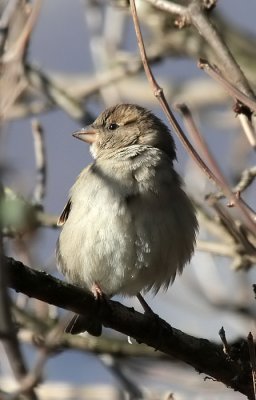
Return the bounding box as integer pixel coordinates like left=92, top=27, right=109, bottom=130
left=129, top=0, right=256, bottom=235
left=0, top=209, right=37, bottom=399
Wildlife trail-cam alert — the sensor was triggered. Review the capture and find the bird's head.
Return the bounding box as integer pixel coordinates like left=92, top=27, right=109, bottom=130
left=73, top=104, right=176, bottom=160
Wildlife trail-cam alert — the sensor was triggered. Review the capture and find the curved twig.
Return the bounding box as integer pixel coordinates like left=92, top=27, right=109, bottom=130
left=129, top=0, right=256, bottom=235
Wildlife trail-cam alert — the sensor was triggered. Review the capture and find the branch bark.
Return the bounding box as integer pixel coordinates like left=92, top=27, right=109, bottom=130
left=6, top=256, right=254, bottom=399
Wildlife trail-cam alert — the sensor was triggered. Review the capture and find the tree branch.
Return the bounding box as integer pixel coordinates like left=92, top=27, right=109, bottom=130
left=6, top=256, right=254, bottom=399
left=129, top=0, right=256, bottom=235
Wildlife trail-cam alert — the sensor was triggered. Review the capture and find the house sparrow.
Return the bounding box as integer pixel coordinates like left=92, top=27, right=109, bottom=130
left=56, top=104, right=198, bottom=336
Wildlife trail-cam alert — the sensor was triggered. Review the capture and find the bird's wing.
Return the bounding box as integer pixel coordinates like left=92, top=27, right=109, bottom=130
left=57, top=198, right=72, bottom=226
left=57, top=165, right=94, bottom=227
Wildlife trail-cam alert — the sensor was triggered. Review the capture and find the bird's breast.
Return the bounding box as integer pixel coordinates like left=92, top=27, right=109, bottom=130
left=57, top=153, right=197, bottom=296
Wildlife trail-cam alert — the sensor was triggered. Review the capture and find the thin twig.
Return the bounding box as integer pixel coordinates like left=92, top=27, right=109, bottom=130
left=199, top=59, right=256, bottom=114
left=26, top=63, right=93, bottom=124
left=248, top=332, right=256, bottom=400
left=0, top=78, right=27, bottom=120
left=13, top=322, right=65, bottom=397
left=129, top=0, right=256, bottom=235
left=188, top=0, right=255, bottom=99
left=77, top=58, right=146, bottom=98
left=209, top=201, right=256, bottom=257
left=20, top=330, right=168, bottom=362
left=83, top=0, right=122, bottom=107
left=5, top=49, right=167, bottom=120
left=16, top=313, right=168, bottom=359
left=237, top=114, right=256, bottom=150
left=235, top=167, right=256, bottom=194
left=176, top=103, right=226, bottom=183
left=100, top=355, right=143, bottom=399
left=31, top=119, right=46, bottom=207
left=129, top=1, right=218, bottom=181
left=35, top=210, right=59, bottom=228
left=145, top=0, right=254, bottom=97
left=197, top=240, right=235, bottom=257
left=3, top=0, right=42, bottom=63
left=211, top=166, right=256, bottom=201
left=176, top=103, right=256, bottom=225
left=219, top=327, right=230, bottom=356
left=146, top=0, right=256, bottom=148
left=200, top=60, right=256, bottom=148
left=0, top=0, right=20, bottom=55
left=144, top=0, right=187, bottom=18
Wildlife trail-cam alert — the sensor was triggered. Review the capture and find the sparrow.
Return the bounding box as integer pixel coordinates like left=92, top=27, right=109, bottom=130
left=56, top=104, right=198, bottom=336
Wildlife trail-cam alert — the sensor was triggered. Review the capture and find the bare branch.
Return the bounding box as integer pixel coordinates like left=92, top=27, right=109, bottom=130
left=248, top=332, right=256, bottom=400
left=144, top=0, right=187, bottom=17
left=129, top=0, right=256, bottom=235
left=219, top=327, right=230, bottom=356
left=198, top=59, right=256, bottom=114
left=237, top=114, right=256, bottom=150
left=197, top=240, right=236, bottom=257
left=0, top=0, right=20, bottom=55
left=188, top=0, right=255, bottom=98
left=147, top=0, right=255, bottom=98
left=13, top=322, right=65, bottom=398
left=2, top=0, right=42, bottom=63
left=31, top=120, right=47, bottom=207
left=6, top=256, right=255, bottom=399
left=176, top=103, right=256, bottom=228
left=100, top=355, right=143, bottom=398
left=199, top=58, right=256, bottom=148
left=25, top=63, right=94, bottom=125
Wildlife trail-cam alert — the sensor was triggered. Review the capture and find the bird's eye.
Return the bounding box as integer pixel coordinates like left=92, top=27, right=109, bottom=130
left=108, top=123, right=119, bottom=130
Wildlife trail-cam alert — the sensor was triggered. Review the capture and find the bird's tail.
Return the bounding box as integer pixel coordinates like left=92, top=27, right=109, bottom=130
left=65, top=314, right=102, bottom=336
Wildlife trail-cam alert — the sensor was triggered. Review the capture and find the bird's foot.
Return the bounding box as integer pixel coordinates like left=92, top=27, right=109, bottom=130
left=91, top=281, right=109, bottom=311
left=91, top=282, right=105, bottom=300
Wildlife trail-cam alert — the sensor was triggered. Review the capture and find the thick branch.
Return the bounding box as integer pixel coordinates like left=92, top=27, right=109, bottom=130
left=6, top=256, right=254, bottom=399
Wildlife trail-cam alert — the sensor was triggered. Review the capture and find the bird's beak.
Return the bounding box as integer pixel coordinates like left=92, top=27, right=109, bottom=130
left=72, top=125, right=97, bottom=144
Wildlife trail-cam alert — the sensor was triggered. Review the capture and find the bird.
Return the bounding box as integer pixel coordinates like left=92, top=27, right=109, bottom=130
left=56, top=103, right=198, bottom=336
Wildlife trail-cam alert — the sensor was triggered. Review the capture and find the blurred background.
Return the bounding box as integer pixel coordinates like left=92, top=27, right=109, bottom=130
left=1, top=0, right=256, bottom=399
